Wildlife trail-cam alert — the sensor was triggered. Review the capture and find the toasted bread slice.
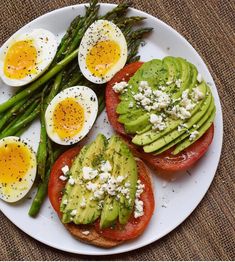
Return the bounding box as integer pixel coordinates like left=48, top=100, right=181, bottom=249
left=64, top=223, right=122, bottom=248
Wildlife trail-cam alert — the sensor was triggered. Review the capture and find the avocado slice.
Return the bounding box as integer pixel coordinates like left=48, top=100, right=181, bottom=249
left=118, top=109, right=144, bottom=124
left=124, top=114, right=150, bottom=134
left=173, top=107, right=216, bottom=155
left=132, top=82, right=208, bottom=146
left=171, top=57, right=191, bottom=100
left=154, top=96, right=215, bottom=154
left=62, top=134, right=107, bottom=224
left=100, top=136, right=137, bottom=228
left=143, top=88, right=212, bottom=153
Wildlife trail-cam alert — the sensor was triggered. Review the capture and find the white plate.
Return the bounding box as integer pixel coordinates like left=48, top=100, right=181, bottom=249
left=0, top=3, right=223, bottom=256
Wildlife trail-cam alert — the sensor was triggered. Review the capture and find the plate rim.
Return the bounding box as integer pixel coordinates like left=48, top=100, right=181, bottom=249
left=0, top=2, right=223, bottom=256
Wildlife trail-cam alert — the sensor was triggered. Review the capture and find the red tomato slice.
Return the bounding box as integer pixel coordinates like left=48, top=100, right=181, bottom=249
left=48, top=146, right=155, bottom=241
left=105, top=62, right=214, bottom=174
left=95, top=159, right=155, bottom=241
left=48, top=146, right=81, bottom=215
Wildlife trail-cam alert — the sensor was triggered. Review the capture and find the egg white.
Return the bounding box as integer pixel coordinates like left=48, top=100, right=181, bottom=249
left=78, top=20, right=127, bottom=84
left=0, top=28, right=57, bottom=87
left=45, top=86, right=98, bottom=145
left=0, top=136, right=37, bottom=203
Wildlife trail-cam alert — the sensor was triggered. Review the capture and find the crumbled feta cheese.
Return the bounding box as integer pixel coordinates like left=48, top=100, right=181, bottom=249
left=61, top=165, right=69, bottom=175
left=192, top=87, right=205, bottom=101
left=86, top=182, right=97, bottom=192
left=80, top=196, right=86, bottom=208
left=93, top=188, right=105, bottom=200
left=133, top=93, right=145, bottom=101
left=169, top=105, right=191, bottom=120
left=129, top=101, right=134, bottom=108
left=68, top=177, right=75, bottom=185
left=175, top=79, right=182, bottom=88
left=62, top=199, right=68, bottom=205
left=139, top=80, right=149, bottom=88
left=178, top=123, right=188, bottom=132
left=112, top=81, right=128, bottom=93
left=82, top=231, right=90, bottom=235
left=166, top=80, right=173, bottom=85
left=116, top=175, right=125, bottom=183
left=150, top=114, right=167, bottom=131
left=197, top=73, right=203, bottom=83
left=189, top=130, right=199, bottom=141
left=99, top=172, right=110, bottom=181
left=125, top=182, right=131, bottom=188
left=82, top=166, right=98, bottom=180
left=136, top=179, right=145, bottom=198
left=70, top=209, right=77, bottom=216
left=134, top=199, right=144, bottom=218
left=59, top=175, right=67, bottom=181
left=100, top=160, right=112, bottom=172
left=159, top=85, right=166, bottom=91
left=181, top=89, right=195, bottom=110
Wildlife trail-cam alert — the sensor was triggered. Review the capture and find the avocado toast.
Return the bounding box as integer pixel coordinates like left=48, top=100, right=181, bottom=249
left=106, top=57, right=215, bottom=173
left=48, top=134, right=155, bottom=247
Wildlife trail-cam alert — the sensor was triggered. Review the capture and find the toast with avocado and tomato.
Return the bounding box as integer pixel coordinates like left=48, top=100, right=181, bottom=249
left=106, top=57, right=215, bottom=174
left=48, top=134, right=154, bottom=248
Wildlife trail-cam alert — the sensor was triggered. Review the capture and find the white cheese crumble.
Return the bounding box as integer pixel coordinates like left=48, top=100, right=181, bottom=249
left=86, top=182, right=97, bottom=192
left=100, top=160, right=112, bottom=173
left=166, top=80, right=173, bottom=85
left=59, top=175, right=67, bottom=181
left=134, top=199, right=144, bottom=218
left=61, top=165, right=69, bottom=175
left=134, top=180, right=145, bottom=218
left=99, top=172, right=110, bottom=181
left=192, top=87, right=205, bottom=101
left=150, top=114, right=167, bottom=131
left=175, top=79, right=182, bottom=88
left=68, top=177, right=75, bottom=185
left=70, top=209, right=77, bottom=216
left=178, top=123, right=188, bottom=132
left=189, top=130, right=199, bottom=141
left=82, top=230, right=90, bottom=235
left=82, top=166, right=98, bottom=180
left=62, top=199, right=68, bottom=205
left=197, top=73, right=203, bottom=83
left=112, top=81, right=128, bottom=93
left=181, top=90, right=195, bottom=110
left=80, top=196, right=86, bottom=208
left=129, top=101, right=134, bottom=108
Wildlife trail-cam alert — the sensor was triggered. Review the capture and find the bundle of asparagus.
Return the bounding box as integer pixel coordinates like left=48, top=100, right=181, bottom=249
left=0, top=0, right=152, bottom=216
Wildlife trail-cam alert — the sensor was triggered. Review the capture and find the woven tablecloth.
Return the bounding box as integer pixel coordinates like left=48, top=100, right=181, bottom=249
left=0, top=0, right=234, bottom=260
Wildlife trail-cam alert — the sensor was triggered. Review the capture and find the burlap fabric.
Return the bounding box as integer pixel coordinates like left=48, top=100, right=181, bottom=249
left=0, top=0, right=234, bottom=260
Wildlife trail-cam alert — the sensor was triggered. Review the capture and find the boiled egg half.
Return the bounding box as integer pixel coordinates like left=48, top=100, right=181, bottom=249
left=0, top=136, right=37, bottom=203
left=0, top=28, right=57, bottom=86
left=45, top=86, right=98, bottom=145
left=78, top=20, right=127, bottom=84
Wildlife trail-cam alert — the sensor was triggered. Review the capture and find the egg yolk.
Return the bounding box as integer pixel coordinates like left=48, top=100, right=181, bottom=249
left=0, top=143, right=31, bottom=184
left=4, top=40, right=37, bottom=79
left=86, top=40, right=121, bottom=77
left=53, top=98, right=84, bottom=139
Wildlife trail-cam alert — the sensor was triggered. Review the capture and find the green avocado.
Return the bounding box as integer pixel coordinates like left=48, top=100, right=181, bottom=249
left=61, top=134, right=107, bottom=224
left=154, top=96, right=215, bottom=154
left=143, top=87, right=212, bottom=153
left=100, top=136, right=137, bottom=228
left=115, top=56, right=215, bottom=156
left=132, top=82, right=208, bottom=146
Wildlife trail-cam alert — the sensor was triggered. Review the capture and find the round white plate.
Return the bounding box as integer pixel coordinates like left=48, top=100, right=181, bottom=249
left=0, top=3, right=223, bottom=256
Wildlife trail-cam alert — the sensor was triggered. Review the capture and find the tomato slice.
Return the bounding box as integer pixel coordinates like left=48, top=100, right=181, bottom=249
left=48, top=146, right=155, bottom=241
left=48, top=146, right=81, bottom=215
left=95, top=159, right=155, bottom=241
left=105, top=62, right=214, bottom=174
